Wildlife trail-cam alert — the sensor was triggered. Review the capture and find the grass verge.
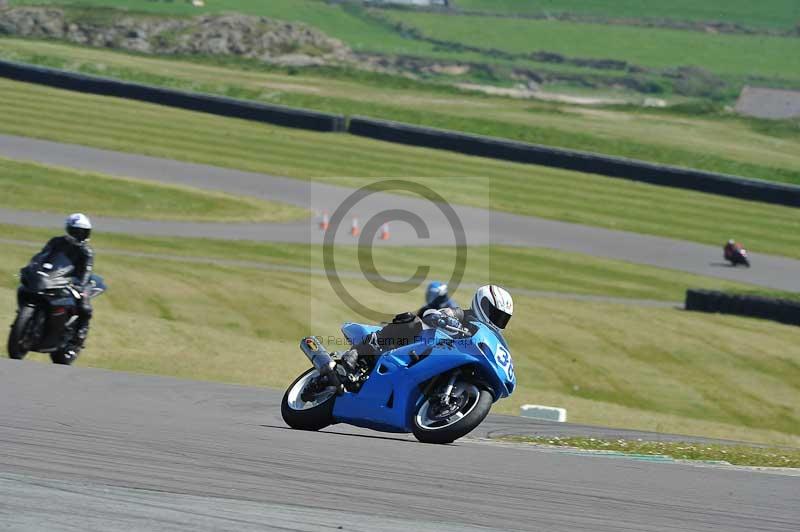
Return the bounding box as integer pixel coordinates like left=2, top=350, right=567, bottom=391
left=498, top=436, right=800, bottom=468
left=3, top=223, right=761, bottom=302
left=0, top=157, right=307, bottom=222
left=0, top=78, right=799, bottom=259
left=2, top=237, right=799, bottom=446
left=1, top=38, right=799, bottom=185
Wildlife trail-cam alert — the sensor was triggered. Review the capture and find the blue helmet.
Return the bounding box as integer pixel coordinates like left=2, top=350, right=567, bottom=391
left=426, top=281, right=449, bottom=306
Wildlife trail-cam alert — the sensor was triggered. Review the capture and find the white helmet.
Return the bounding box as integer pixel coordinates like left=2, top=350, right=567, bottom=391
left=65, top=213, right=92, bottom=244
left=472, top=285, right=513, bottom=330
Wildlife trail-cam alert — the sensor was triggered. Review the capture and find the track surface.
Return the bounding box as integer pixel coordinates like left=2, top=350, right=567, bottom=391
left=1, top=134, right=799, bottom=291
left=1, top=360, right=798, bottom=532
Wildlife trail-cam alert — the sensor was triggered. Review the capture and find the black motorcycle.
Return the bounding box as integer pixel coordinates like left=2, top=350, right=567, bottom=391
left=7, top=253, right=106, bottom=365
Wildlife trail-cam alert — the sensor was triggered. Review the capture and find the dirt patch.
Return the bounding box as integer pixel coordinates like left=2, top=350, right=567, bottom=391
left=456, top=83, right=628, bottom=105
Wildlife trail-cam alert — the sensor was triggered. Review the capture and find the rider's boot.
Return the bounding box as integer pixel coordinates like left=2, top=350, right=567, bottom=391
left=64, top=327, right=88, bottom=361
left=326, top=349, right=360, bottom=391
left=340, top=349, right=359, bottom=374
left=75, top=326, right=89, bottom=349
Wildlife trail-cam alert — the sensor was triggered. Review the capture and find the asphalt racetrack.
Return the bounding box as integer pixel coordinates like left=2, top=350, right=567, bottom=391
left=1, top=134, right=799, bottom=292
left=1, top=360, right=798, bottom=532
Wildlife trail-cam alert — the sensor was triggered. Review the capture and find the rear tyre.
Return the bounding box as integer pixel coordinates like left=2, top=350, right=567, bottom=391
left=7, top=306, right=35, bottom=360
left=281, top=368, right=336, bottom=431
left=413, top=381, right=493, bottom=444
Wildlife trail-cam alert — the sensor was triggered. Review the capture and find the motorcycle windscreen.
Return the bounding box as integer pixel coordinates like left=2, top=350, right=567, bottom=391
left=40, top=253, right=75, bottom=288
left=25, top=253, right=74, bottom=290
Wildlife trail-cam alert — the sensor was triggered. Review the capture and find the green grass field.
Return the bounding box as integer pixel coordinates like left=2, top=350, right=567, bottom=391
left=2, top=39, right=798, bottom=187
left=0, top=157, right=306, bottom=222
left=455, top=0, right=800, bottom=30
left=3, top=223, right=758, bottom=302
left=385, top=11, right=800, bottom=81
left=2, top=237, right=798, bottom=446
left=1, top=77, right=798, bottom=259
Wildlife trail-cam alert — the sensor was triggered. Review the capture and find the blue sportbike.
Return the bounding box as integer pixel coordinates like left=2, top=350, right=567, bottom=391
left=281, top=319, right=516, bottom=444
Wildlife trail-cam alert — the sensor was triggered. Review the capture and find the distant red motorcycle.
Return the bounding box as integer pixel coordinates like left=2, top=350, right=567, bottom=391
left=724, top=241, right=750, bottom=268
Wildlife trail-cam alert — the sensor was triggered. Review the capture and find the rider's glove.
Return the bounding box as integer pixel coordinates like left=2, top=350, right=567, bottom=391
left=422, top=309, right=460, bottom=330
left=441, top=316, right=461, bottom=329
left=421, top=309, right=444, bottom=328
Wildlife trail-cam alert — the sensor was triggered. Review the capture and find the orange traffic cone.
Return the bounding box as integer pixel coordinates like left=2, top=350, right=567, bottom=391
left=319, top=211, right=329, bottom=231
left=350, top=217, right=360, bottom=237
left=379, top=223, right=390, bottom=241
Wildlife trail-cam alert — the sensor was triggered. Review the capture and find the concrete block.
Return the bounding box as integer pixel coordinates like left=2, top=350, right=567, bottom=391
left=520, top=404, right=567, bottom=422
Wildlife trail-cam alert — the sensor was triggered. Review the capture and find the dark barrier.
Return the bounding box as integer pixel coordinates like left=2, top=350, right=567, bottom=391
left=349, top=117, right=800, bottom=208
left=685, top=289, right=800, bottom=326
left=0, top=59, right=346, bottom=132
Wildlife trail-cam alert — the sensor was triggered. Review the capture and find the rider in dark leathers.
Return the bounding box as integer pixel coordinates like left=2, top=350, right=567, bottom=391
left=25, top=214, right=95, bottom=355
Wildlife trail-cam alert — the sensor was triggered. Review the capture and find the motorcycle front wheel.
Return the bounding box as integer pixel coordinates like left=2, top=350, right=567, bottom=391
left=281, top=368, right=337, bottom=431
left=50, top=350, right=78, bottom=365
left=413, top=381, right=492, bottom=444
left=7, top=306, right=35, bottom=359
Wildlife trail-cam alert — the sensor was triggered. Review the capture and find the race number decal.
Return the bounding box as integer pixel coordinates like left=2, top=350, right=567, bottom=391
left=495, top=345, right=515, bottom=380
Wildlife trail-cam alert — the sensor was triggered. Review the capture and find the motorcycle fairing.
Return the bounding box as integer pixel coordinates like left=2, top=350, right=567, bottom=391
left=331, top=322, right=515, bottom=433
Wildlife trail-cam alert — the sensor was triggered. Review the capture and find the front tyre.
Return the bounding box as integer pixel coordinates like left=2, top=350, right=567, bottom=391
left=281, top=368, right=336, bottom=431
left=413, top=382, right=493, bottom=444
left=7, top=306, right=35, bottom=360
left=50, top=350, right=78, bottom=365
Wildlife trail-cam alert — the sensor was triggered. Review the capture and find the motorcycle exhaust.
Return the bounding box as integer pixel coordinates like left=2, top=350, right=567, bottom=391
left=300, top=336, right=337, bottom=376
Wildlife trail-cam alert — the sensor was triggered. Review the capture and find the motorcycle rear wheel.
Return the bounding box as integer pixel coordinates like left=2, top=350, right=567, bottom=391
left=413, top=381, right=492, bottom=444
left=7, top=306, right=35, bottom=360
left=281, top=368, right=337, bottom=431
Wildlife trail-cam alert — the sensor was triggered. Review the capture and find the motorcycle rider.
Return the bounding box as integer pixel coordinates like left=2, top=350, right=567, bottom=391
left=26, top=213, right=95, bottom=357
left=724, top=239, right=744, bottom=262
left=337, top=285, right=513, bottom=381
left=417, top=281, right=458, bottom=318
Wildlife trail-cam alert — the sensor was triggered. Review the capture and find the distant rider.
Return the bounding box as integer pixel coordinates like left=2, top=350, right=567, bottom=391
left=723, top=239, right=743, bottom=262
left=338, top=285, right=513, bottom=380
left=417, top=281, right=459, bottom=318
left=27, top=213, right=95, bottom=357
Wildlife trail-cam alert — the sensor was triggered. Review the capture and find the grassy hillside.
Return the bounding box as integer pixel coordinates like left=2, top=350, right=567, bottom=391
left=8, top=1, right=798, bottom=99
left=454, top=0, right=800, bottom=30
left=8, top=0, right=437, bottom=55
left=386, top=11, right=800, bottom=81
left=0, top=157, right=306, bottom=222
left=2, top=39, right=799, bottom=187
left=2, top=237, right=799, bottom=446
left=1, top=77, right=798, bottom=259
